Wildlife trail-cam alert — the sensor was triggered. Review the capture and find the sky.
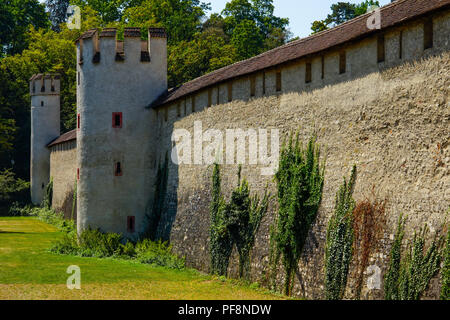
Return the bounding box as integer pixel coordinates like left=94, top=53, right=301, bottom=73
left=207, top=0, right=392, bottom=38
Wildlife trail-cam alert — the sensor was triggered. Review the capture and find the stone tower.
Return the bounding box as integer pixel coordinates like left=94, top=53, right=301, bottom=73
left=29, top=74, right=61, bottom=205
left=76, top=27, right=167, bottom=238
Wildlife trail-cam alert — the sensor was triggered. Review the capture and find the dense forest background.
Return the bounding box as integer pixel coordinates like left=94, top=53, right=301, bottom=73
left=0, top=0, right=378, bottom=208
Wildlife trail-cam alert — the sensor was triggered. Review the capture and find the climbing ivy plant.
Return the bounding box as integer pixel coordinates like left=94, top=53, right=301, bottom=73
left=146, top=153, right=169, bottom=241
left=42, top=177, right=53, bottom=209
left=441, top=229, right=450, bottom=300
left=209, top=164, right=269, bottom=279
left=385, top=215, right=444, bottom=300
left=226, top=166, right=269, bottom=280
left=71, top=181, right=77, bottom=221
left=324, top=165, right=356, bottom=300
left=210, top=163, right=233, bottom=276
left=271, top=133, right=326, bottom=295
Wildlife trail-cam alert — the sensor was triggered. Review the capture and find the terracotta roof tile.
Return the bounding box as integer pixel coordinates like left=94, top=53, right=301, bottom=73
left=152, top=0, right=450, bottom=108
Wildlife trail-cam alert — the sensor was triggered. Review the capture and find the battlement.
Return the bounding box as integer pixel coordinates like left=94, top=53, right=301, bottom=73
left=29, top=73, right=61, bottom=96
left=76, top=27, right=167, bottom=65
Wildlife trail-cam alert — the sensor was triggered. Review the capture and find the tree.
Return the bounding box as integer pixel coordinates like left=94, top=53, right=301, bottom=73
left=45, top=0, right=70, bottom=31
left=0, top=0, right=49, bottom=56
left=310, top=1, right=380, bottom=34
left=231, top=20, right=263, bottom=60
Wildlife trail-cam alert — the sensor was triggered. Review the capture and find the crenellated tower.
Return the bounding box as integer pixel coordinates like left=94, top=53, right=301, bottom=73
left=29, top=74, right=61, bottom=205
left=76, top=27, right=167, bottom=238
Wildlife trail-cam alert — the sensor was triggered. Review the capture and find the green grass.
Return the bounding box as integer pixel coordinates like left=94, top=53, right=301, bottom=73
left=0, top=217, right=285, bottom=300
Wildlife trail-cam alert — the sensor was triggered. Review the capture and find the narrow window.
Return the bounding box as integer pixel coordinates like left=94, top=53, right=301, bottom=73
left=41, top=101, right=44, bottom=107
left=305, top=62, right=312, bottom=83
left=423, top=18, right=433, bottom=50
left=164, top=107, right=168, bottom=121
left=321, top=55, right=325, bottom=79
left=227, top=82, right=232, bottom=102
left=276, top=70, right=282, bottom=92
left=208, top=88, right=212, bottom=107
left=127, top=216, right=135, bottom=233
left=77, top=114, right=80, bottom=129
left=78, top=72, right=80, bottom=85
left=250, top=75, right=256, bottom=97
left=216, top=87, right=220, bottom=105
left=112, top=112, right=122, bottom=128
left=262, top=71, right=266, bottom=94
left=184, top=99, right=187, bottom=115
left=77, top=168, right=80, bottom=181
left=191, top=96, right=196, bottom=112
left=177, top=102, right=181, bottom=117
left=115, top=162, right=123, bottom=176
left=399, top=30, right=403, bottom=59
left=377, top=34, right=385, bottom=63
left=339, top=51, right=346, bottom=74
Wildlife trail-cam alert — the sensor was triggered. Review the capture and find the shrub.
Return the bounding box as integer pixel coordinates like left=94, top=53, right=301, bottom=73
left=352, top=196, right=387, bottom=299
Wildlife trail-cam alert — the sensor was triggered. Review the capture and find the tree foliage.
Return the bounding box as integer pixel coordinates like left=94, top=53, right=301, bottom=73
left=311, top=1, right=380, bottom=34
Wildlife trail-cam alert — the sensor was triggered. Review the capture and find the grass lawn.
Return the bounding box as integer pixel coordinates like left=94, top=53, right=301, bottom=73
left=0, top=217, right=284, bottom=300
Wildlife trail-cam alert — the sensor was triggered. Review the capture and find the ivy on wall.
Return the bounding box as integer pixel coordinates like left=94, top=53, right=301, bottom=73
left=271, top=133, right=326, bottom=295
left=209, top=164, right=269, bottom=280
left=441, top=229, right=449, bottom=300
left=385, top=214, right=445, bottom=300
left=324, top=165, right=356, bottom=300
left=146, top=153, right=169, bottom=241
left=71, top=180, right=77, bottom=221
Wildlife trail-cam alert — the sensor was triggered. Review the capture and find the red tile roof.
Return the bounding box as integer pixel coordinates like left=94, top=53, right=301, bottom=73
left=151, top=0, right=450, bottom=108
left=47, top=129, right=77, bottom=148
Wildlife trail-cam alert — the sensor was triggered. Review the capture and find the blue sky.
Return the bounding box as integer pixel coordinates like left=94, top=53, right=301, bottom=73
left=208, top=0, right=392, bottom=38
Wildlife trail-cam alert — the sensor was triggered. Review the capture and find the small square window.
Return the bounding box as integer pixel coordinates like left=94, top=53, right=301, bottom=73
left=115, top=162, right=123, bottom=176
left=127, top=216, right=135, bottom=233
left=112, top=112, right=122, bottom=128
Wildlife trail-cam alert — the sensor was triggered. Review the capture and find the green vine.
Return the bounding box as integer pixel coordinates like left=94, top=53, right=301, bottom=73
left=42, top=177, right=53, bottom=209
left=210, top=163, right=233, bottom=276
left=209, top=164, right=269, bottom=279
left=385, top=215, right=444, bottom=300
left=146, top=153, right=169, bottom=241
left=271, top=133, right=326, bottom=295
left=71, top=181, right=77, bottom=221
left=324, top=165, right=356, bottom=300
